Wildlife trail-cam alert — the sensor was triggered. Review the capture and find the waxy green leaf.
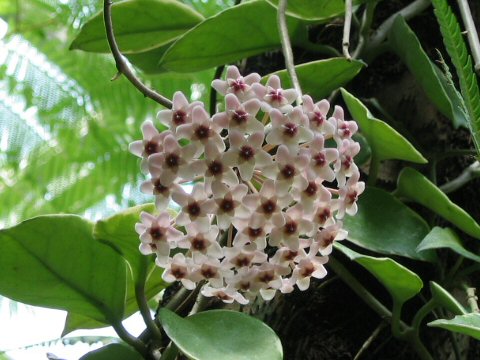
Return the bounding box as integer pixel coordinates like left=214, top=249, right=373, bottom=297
left=70, top=0, right=204, bottom=53
left=159, top=308, right=283, bottom=360
left=388, top=16, right=468, bottom=129
left=396, top=168, right=480, bottom=239
left=266, top=0, right=366, bottom=22
left=341, top=88, right=427, bottom=163
left=343, top=187, right=433, bottom=261
left=0, top=215, right=126, bottom=324
left=79, top=343, right=143, bottom=360
left=417, top=227, right=480, bottom=263
left=335, top=243, right=423, bottom=305
left=63, top=204, right=170, bottom=335
left=269, top=58, right=364, bottom=100
left=430, top=282, right=466, bottom=315
left=159, top=1, right=301, bottom=72
left=429, top=314, right=480, bottom=340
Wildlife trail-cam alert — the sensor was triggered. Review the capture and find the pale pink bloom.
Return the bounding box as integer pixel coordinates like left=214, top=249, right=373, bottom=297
left=135, top=211, right=183, bottom=266
left=242, top=180, right=291, bottom=228
left=223, top=130, right=272, bottom=181
left=176, top=106, right=225, bottom=156
left=253, top=262, right=291, bottom=300
left=302, top=95, right=335, bottom=136
left=212, top=65, right=261, bottom=101
left=334, top=139, right=361, bottom=187
left=266, top=108, right=313, bottom=152
left=269, top=205, right=313, bottom=250
left=252, top=75, right=298, bottom=112
left=264, top=145, right=309, bottom=194
left=291, top=248, right=328, bottom=291
left=148, top=134, right=201, bottom=185
left=233, top=216, right=269, bottom=250
left=177, top=223, right=223, bottom=259
left=161, top=253, right=196, bottom=290
left=212, top=94, right=263, bottom=134
left=140, top=177, right=182, bottom=210
left=201, top=142, right=237, bottom=194
left=172, top=184, right=211, bottom=232
left=270, top=247, right=307, bottom=267
left=337, top=172, right=365, bottom=218
left=310, top=195, right=339, bottom=231
left=291, top=177, right=331, bottom=214
left=301, top=135, right=338, bottom=182
left=330, top=105, right=358, bottom=143
left=128, top=121, right=172, bottom=173
left=313, top=222, right=348, bottom=255
left=157, top=91, right=203, bottom=133
left=203, top=182, right=249, bottom=229
left=222, top=245, right=268, bottom=269
left=201, top=285, right=249, bottom=305
left=190, top=253, right=231, bottom=288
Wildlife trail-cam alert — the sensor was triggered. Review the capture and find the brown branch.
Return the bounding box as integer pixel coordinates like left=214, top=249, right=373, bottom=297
left=103, top=0, right=172, bottom=108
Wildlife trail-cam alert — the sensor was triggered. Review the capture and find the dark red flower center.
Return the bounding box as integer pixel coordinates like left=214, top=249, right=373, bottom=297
left=281, top=164, right=295, bottom=179
left=261, top=199, right=276, bottom=214
left=149, top=226, right=164, bottom=240
left=153, top=179, right=168, bottom=194
left=208, top=160, right=223, bottom=176
left=239, top=145, right=255, bottom=160
left=312, top=111, right=325, bottom=126
left=191, top=236, right=207, bottom=251
left=283, top=123, right=298, bottom=137
left=173, top=110, right=186, bottom=126
left=195, top=125, right=210, bottom=140
left=144, top=140, right=159, bottom=156
left=268, top=89, right=283, bottom=103
left=284, top=221, right=297, bottom=235
left=231, top=79, right=247, bottom=93
left=313, top=152, right=326, bottom=167
left=187, top=202, right=201, bottom=217
left=219, top=198, right=235, bottom=213
left=232, top=110, right=248, bottom=125
left=248, top=227, right=263, bottom=238
left=304, top=182, right=318, bottom=197
left=165, top=153, right=180, bottom=168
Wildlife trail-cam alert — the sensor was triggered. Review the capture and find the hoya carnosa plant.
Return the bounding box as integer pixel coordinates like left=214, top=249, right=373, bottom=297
left=129, top=66, right=365, bottom=304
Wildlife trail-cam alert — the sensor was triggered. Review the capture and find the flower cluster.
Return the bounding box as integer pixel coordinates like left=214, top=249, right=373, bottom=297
left=130, top=66, right=364, bottom=304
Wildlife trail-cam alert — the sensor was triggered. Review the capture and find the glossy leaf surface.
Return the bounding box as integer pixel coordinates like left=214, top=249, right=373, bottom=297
left=0, top=215, right=126, bottom=324
left=396, top=168, right=480, bottom=239
left=341, top=88, right=427, bottom=163
left=417, top=227, right=480, bottom=263
left=79, top=343, right=143, bottom=360
left=343, top=187, right=433, bottom=261
left=159, top=1, right=301, bottom=72
left=388, top=16, right=467, bottom=129
left=71, top=0, right=204, bottom=53
left=430, top=282, right=466, bottom=315
left=429, top=314, right=480, bottom=340
left=159, top=308, right=283, bottom=360
left=266, top=0, right=366, bottom=21
left=269, top=58, right=364, bottom=100
left=335, top=243, right=423, bottom=305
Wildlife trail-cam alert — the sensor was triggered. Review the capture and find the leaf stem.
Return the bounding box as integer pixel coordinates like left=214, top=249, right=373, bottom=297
left=342, top=0, right=353, bottom=60
left=456, top=0, right=480, bottom=74
left=439, top=161, right=480, bottom=194
left=353, top=321, right=387, bottom=360
left=111, top=320, right=149, bottom=358
left=352, top=0, right=379, bottom=58
left=135, top=257, right=163, bottom=342
left=103, top=0, right=172, bottom=108
left=367, top=155, right=379, bottom=186
left=277, top=0, right=302, bottom=103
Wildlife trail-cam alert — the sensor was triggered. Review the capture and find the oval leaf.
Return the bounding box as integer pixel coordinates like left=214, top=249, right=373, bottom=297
left=388, top=16, right=468, bottom=129
left=335, top=243, right=423, bottom=305
left=430, top=281, right=466, bottom=315
left=0, top=215, right=126, bottom=324
left=159, top=1, right=301, bottom=72
left=417, top=227, right=480, bottom=263
left=266, top=0, right=365, bottom=21
left=343, top=187, right=434, bottom=261
left=159, top=308, right=283, bottom=360
left=428, top=314, right=480, bottom=340
left=341, top=88, right=427, bottom=163
left=268, top=58, right=364, bottom=100
left=79, top=343, right=143, bottom=360
left=70, top=0, right=204, bottom=53
left=396, top=167, right=480, bottom=239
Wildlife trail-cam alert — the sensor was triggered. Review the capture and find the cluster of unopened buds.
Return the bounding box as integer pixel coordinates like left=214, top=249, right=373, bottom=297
left=130, top=66, right=365, bottom=304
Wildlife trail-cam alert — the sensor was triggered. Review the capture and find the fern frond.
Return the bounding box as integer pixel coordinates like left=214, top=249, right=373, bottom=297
left=432, top=0, right=480, bottom=155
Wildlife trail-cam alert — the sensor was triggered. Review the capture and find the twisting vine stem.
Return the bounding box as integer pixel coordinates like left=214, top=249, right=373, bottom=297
left=103, top=0, right=172, bottom=108
left=342, top=0, right=353, bottom=60
left=277, top=0, right=302, bottom=103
